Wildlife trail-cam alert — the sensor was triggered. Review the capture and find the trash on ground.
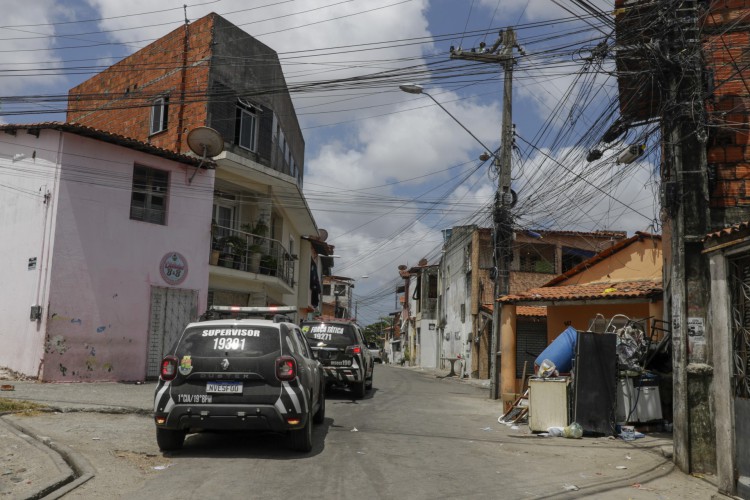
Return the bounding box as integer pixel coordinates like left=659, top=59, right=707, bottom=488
left=616, top=465, right=628, bottom=469
left=563, top=484, right=579, bottom=491
left=351, top=427, right=358, bottom=432
left=480, top=427, right=492, bottom=431
left=152, top=464, right=173, bottom=470
left=563, top=422, right=583, bottom=439
left=547, top=427, right=563, bottom=437
left=0, top=385, right=14, bottom=391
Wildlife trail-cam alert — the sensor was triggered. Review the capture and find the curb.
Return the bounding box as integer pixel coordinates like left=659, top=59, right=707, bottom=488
left=2, top=416, right=96, bottom=499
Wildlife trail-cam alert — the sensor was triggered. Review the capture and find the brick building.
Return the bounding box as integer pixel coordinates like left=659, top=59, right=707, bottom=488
left=613, top=1, right=750, bottom=496
left=65, top=13, right=327, bottom=371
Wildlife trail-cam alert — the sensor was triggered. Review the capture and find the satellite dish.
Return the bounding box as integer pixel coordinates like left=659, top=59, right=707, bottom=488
left=187, top=127, right=224, bottom=158
left=318, top=228, right=328, bottom=241
left=186, top=127, right=224, bottom=184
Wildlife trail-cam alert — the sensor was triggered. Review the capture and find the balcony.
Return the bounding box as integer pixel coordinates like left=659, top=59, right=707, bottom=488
left=210, top=224, right=295, bottom=287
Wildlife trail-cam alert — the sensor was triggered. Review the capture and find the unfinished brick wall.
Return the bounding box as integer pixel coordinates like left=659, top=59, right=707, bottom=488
left=704, top=4, right=750, bottom=209
left=67, top=14, right=215, bottom=155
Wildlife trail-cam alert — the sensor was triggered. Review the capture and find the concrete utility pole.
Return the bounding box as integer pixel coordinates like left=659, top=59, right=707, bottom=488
left=450, top=29, right=522, bottom=400
left=659, top=0, right=712, bottom=472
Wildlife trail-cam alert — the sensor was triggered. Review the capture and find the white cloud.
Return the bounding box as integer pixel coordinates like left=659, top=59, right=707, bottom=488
left=0, top=2, right=67, bottom=96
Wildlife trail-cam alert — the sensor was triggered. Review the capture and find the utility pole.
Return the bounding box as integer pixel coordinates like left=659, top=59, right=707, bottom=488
left=659, top=0, right=711, bottom=471
left=451, top=29, right=523, bottom=400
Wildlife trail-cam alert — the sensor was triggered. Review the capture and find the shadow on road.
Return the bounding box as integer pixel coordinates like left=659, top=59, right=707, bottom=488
left=162, top=417, right=333, bottom=460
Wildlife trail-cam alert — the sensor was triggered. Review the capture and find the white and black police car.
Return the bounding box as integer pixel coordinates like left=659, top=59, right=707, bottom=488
left=153, top=306, right=325, bottom=452
left=301, top=318, right=373, bottom=399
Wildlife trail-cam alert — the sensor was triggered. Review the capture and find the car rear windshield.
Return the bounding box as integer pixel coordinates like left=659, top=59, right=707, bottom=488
left=302, top=322, right=358, bottom=347
left=174, top=325, right=281, bottom=357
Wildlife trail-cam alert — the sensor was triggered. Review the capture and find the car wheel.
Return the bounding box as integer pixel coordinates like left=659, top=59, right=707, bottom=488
left=289, top=408, right=313, bottom=452
left=366, top=367, right=373, bottom=391
left=353, top=375, right=366, bottom=399
left=156, top=427, right=186, bottom=451
left=313, top=385, right=326, bottom=424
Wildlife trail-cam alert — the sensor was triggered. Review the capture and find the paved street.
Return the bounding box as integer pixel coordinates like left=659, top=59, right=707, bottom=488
left=1, top=365, right=725, bottom=499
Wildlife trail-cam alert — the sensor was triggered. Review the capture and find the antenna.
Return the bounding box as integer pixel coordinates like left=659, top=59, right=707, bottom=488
left=186, top=127, right=224, bottom=184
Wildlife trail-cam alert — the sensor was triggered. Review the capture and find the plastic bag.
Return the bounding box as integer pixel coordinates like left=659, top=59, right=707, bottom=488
left=563, top=422, right=583, bottom=439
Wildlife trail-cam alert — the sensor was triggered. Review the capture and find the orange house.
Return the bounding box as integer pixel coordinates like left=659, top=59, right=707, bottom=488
left=497, top=232, right=663, bottom=407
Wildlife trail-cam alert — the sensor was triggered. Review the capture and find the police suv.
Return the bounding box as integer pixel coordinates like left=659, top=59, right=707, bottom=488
left=153, top=306, right=325, bottom=452
left=301, top=318, right=373, bottom=398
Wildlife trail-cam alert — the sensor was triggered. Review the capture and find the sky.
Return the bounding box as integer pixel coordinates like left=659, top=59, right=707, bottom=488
left=0, top=0, right=660, bottom=325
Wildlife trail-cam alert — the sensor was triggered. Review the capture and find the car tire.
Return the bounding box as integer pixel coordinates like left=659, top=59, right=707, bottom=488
left=156, top=427, right=186, bottom=451
left=313, top=385, right=326, bottom=424
left=289, top=408, right=313, bottom=452
left=366, top=367, right=373, bottom=391
left=353, top=375, right=366, bottom=399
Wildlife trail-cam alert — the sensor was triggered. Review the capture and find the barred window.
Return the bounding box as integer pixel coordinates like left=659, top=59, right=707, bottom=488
left=130, top=165, right=168, bottom=225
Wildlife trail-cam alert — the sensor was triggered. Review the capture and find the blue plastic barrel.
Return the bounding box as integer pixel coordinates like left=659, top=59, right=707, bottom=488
left=534, top=326, right=578, bottom=374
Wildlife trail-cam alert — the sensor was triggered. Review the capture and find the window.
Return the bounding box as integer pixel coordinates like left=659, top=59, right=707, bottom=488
left=323, top=284, right=331, bottom=296
left=236, top=99, right=259, bottom=152
left=212, top=203, right=235, bottom=239
left=150, top=96, right=168, bottom=135
left=130, top=165, right=169, bottom=224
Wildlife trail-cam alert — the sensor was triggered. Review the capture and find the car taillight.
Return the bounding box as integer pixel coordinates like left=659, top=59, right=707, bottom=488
left=276, top=356, right=297, bottom=381
left=346, top=345, right=362, bottom=355
left=160, top=355, right=178, bottom=381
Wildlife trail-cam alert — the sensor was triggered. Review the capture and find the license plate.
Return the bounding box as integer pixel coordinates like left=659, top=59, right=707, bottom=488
left=206, top=381, right=243, bottom=393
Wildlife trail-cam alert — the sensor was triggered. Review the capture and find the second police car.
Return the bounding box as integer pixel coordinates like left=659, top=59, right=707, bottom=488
left=301, top=318, right=373, bottom=398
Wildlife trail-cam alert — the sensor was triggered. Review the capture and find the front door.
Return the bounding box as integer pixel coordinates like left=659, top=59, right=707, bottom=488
left=729, top=256, right=750, bottom=498
left=146, top=286, right=199, bottom=379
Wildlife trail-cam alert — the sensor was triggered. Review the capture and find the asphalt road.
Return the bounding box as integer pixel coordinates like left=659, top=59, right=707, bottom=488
left=4, top=365, right=723, bottom=499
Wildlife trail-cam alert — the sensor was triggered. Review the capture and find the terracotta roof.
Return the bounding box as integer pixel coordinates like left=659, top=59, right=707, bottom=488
left=499, top=279, right=662, bottom=304
left=480, top=304, right=547, bottom=317
left=544, top=231, right=661, bottom=287
left=704, top=221, right=750, bottom=243
left=0, top=122, right=214, bottom=168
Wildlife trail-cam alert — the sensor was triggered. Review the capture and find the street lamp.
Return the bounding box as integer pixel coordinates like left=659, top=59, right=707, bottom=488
left=400, top=82, right=515, bottom=401
left=398, top=84, right=498, bottom=162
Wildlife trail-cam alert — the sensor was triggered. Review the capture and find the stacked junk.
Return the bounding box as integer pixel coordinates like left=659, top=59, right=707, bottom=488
left=500, top=314, right=672, bottom=440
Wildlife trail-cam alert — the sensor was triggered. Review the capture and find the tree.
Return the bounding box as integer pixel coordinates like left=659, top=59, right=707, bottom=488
left=363, top=318, right=389, bottom=344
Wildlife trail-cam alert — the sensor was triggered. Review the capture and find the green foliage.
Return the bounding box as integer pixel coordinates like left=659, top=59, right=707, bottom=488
left=363, top=318, right=390, bottom=341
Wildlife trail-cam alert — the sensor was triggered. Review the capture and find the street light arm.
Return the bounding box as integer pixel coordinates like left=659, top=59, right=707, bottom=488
left=422, top=91, right=497, bottom=158
left=402, top=87, right=497, bottom=161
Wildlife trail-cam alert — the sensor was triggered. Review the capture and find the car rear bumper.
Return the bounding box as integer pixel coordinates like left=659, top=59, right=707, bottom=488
left=322, top=366, right=363, bottom=385
left=155, top=404, right=307, bottom=433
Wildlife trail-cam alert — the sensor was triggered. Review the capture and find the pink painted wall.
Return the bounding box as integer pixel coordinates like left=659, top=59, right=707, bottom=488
left=41, top=132, right=213, bottom=381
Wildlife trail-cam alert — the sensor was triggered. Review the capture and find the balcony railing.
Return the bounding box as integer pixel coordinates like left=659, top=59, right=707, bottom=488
left=210, top=224, right=294, bottom=287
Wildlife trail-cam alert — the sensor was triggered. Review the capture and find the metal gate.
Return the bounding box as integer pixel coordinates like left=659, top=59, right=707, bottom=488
left=146, top=286, right=198, bottom=379
left=516, top=318, right=547, bottom=379
left=729, top=256, right=750, bottom=497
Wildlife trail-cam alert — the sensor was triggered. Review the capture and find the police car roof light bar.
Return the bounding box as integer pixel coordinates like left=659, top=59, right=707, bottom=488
left=208, top=305, right=297, bottom=314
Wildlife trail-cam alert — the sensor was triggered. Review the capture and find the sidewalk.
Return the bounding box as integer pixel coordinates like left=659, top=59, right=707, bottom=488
left=0, top=377, right=155, bottom=500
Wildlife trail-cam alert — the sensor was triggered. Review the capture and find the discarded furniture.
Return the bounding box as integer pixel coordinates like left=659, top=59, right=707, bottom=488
left=528, top=377, right=570, bottom=432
